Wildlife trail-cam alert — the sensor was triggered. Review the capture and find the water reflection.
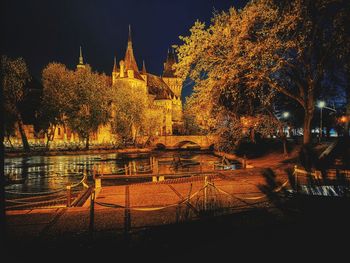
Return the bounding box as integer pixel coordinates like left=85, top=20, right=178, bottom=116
left=4, top=150, right=238, bottom=194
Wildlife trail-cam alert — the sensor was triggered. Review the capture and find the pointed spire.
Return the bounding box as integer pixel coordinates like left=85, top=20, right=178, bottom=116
left=77, top=46, right=85, bottom=69
left=113, top=55, right=118, bottom=72
left=124, top=25, right=139, bottom=73
left=128, top=24, right=132, bottom=43
left=142, top=60, right=147, bottom=74
left=79, top=46, right=84, bottom=64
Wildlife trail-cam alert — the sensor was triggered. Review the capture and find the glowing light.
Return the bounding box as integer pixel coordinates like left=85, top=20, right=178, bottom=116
left=317, top=101, right=326, bottom=108
left=340, top=116, right=348, bottom=123
left=282, top=112, right=290, bottom=118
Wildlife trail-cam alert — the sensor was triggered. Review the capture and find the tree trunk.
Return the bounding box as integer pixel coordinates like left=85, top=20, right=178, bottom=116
left=250, top=128, right=255, bottom=143
left=45, top=133, right=50, bottom=150
left=17, top=113, right=30, bottom=152
left=303, top=110, right=313, bottom=145
left=278, top=124, right=288, bottom=156
left=85, top=136, right=89, bottom=150
left=0, top=81, right=6, bottom=242
left=45, top=125, right=56, bottom=150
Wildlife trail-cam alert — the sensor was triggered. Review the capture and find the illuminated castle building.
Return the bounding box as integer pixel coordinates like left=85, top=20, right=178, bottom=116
left=9, top=27, right=183, bottom=147
left=111, top=26, right=183, bottom=136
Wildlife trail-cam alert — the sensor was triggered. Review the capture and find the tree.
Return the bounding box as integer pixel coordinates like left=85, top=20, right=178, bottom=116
left=41, top=63, right=73, bottom=148
left=234, top=0, right=349, bottom=144
left=175, top=0, right=349, bottom=145
left=182, top=99, right=204, bottom=135
left=174, top=11, right=280, bottom=151
left=66, top=66, right=111, bottom=149
left=2, top=55, right=31, bottom=152
left=109, top=81, right=151, bottom=145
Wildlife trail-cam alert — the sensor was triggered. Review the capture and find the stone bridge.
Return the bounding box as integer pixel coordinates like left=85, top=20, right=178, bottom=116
left=136, top=135, right=217, bottom=149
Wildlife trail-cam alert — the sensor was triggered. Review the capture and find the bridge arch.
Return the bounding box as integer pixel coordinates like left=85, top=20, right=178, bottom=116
left=175, top=140, right=201, bottom=149
left=155, top=143, right=166, bottom=150
left=208, top=144, right=215, bottom=151
left=135, top=135, right=217, bottom=149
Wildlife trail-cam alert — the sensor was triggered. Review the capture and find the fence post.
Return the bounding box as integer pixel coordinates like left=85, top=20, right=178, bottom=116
left=124, top=164, right=128, bottom=175
left=133, top=161, right=136, bottom=174
left=242, top=155, right=247, bottom=169
left=66, top=185, right=72, bottom=207
left=124, top=186, right=131, bottom=246
left=89, top=190, right=95, bottom=240
left=294, top=165, right=298, bottom=192
left=95, top=177, right=101, bottom=189
left=204, top=176, right=208, bottom=211
left=128, top=161, right=131, bottom=175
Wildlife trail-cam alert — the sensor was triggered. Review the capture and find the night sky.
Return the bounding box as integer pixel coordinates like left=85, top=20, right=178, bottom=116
left=2, top=0, right=248, bottom=99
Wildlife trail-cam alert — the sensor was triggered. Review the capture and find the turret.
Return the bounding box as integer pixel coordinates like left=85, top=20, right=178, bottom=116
left=162, top=47, right=182, bottom=98
left=112, top=56, right=118, bottom=85
left=119, top=60, right=125, bottom=78
left=77, top=46, right=85, bottom=69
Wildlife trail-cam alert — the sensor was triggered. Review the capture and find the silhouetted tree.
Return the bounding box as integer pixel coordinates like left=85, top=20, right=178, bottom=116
left=2, top=55, right=31, bottom=152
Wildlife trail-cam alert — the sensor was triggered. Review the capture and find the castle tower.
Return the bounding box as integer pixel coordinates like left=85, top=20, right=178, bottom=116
left=162, top=48, right=183, bottom=134
left=77, top=46, right=85, bottom=69
left=140, top=60, right=148, bottom=82
left=162, top=48, right=182, bottom=98
left=112, top=56, right=118, bottom=85
left=124, top=25, right=139, bottom=78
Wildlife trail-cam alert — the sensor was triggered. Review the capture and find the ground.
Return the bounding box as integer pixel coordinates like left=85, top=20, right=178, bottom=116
left=3, top=142, right=349, bottom=262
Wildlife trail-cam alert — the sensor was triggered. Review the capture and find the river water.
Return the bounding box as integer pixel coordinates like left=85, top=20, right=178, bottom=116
left=4, top=150, right=241, bottom=195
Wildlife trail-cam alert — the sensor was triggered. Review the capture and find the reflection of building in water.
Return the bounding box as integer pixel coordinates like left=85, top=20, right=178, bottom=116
left=7, top=27, right=184, bottom=148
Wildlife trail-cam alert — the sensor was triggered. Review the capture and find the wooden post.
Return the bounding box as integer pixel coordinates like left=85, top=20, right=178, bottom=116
left=95, top=177, right=101, bottom=189
left=294, top=165, right=298, bottom=192
left=124, top=164, right=128, bottom=175
left=204, top=176, right=208, bottom=211
left=66, top=185, right=72, bottom=207
left=83, top=172, right=88, bottom=188
left=133, top=161, right=136, bottom=174
left=89, top=190, right=95, bottom=240
left=124, top=186, right=131, bottom=245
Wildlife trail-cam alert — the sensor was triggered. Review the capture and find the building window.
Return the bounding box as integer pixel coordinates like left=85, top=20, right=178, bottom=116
left=58, top=128, right=61, bottom=136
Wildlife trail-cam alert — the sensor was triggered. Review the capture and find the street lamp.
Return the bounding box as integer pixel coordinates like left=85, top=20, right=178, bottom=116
left=317, top=100, right=336, bottom=142
left=282, top=111, right=290, bottom=119
left=281, top=112, right=290, bottom=137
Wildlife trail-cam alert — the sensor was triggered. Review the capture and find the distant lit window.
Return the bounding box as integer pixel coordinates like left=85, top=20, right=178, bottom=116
left=58, top=128, right=61, bottom=135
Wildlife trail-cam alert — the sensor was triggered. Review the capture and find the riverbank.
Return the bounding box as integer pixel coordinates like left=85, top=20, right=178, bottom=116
left=4, top=147, right=153, bottom=158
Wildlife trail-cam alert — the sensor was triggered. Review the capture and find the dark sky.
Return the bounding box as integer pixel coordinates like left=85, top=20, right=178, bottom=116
left=2, top=0, right=248, bottom=99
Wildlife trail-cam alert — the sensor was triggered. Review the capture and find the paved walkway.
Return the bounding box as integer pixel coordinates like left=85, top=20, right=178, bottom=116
left=5, top=166, right=292, bottom=245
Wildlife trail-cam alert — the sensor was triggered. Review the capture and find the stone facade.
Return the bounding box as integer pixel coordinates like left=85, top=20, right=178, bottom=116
left=111, top=27, right=183, bottom=136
